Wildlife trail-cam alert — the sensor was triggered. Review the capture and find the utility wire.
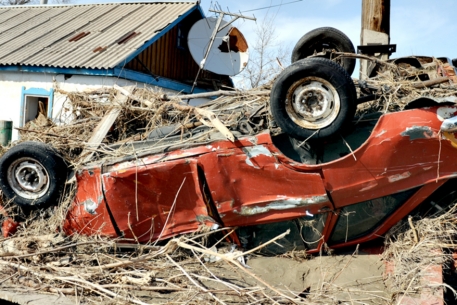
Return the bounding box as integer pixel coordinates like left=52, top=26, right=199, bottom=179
left=241, top=0, right=303, bottom=13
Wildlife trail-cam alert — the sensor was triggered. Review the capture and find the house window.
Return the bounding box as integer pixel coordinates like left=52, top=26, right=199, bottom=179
left=20, top=87, right=54, bottom=127
left=177, top=23, right=186, bottom=50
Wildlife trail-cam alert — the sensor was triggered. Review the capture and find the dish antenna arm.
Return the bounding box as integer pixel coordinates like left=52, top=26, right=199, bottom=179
left=188, top=10, right=256, bottom=100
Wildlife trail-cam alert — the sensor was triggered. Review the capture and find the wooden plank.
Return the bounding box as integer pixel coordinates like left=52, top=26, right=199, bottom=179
left=81, top=86, right=135, bottom=163
left=168, top=90, right=270, bottom=100
left=194, top=108, right=235, bottom=142
left=113, top=86, right=235, bottom=142
left=113, top=84, right=152, bottom=107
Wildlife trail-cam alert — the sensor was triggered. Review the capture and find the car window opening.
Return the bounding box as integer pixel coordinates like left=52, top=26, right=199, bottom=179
left=271, top=112, right=383, bottom=164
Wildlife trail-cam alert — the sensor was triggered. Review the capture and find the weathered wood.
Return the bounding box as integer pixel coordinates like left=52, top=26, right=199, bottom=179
left=412, top=77, right=450, bottom=88
left=360, top=0, right=391, bottom=79
left=171, top=102, right=235, bottom=142
left=81, top=86, right=135, bottom=163
left=361, top=0, right=390, bottom=34
left=115, top=86, right=236, bottom=142
left=194, top=108, right=235, bottom=142
left=168, top=90, right=270, bottom=100
left=113, top=84, right=153, bottom=107
left=332, top=51, right=397, bottom=69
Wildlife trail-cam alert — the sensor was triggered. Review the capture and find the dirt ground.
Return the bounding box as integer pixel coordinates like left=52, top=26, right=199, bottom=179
left=248, top=252, right=387, bottom=304
left=0, top=247, right=389, bottom=305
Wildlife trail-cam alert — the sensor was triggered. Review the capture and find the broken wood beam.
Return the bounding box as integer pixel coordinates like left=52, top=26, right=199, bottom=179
left=113, top=84, right=153, bottom=107
left=194, top=108, right=235, bottom=142
left=412, top=76, right=450, bottom=88
left=81, top=86, right=135, bottom=163
left=169, top=102, right=235, bottom=142
left=332, top=52, right=398, bottom=69
left=115, top=85, right=236, bottom=142
left=166, top=90, right=270, bottom=101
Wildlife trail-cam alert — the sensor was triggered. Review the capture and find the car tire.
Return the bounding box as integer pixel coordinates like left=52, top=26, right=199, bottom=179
left=270, top=57, right=356, bottom=140
left=291, top=27, right=356, bottom=75
left=0, top=142, right=68, bottom=209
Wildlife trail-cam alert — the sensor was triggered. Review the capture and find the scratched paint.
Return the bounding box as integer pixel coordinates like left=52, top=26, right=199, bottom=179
left=359, top=180, right=378, bottom=192
left=437, top=106, right=457, bottom=121
left=376, top=130, right=387, bottom=137
left=440, top=116, right=457, bottom=132
left=388, top=172, right=411, bottom=183
left=243, top=145, right=272, bottom=167
left=83, top=199, right=98, bottom=215
left=247, top=136, right=257, bottom=145
left=236, top=196, right=328, bottom=216
left=401, top=126, right=434, bottom=140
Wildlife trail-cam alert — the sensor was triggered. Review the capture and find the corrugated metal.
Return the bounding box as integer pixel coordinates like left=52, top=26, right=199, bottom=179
left=0, top=2, right=196, bottom=69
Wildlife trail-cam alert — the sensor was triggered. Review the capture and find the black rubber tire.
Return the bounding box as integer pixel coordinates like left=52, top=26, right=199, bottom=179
left=270, top=57, right=356, bottom=140
left=0, top=142, right=68, bottom=209
left=291, top=27, right=356, bottom=75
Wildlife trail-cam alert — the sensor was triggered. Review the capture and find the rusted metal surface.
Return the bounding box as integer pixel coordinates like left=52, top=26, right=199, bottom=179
left=268, top=107, right=457, bottom=208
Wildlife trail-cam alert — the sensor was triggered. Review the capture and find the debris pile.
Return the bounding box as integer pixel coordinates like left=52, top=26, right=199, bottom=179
left=2, top=53, right=457, bottom=304
left=353, top=55, right=457, bottom=114
left=383, top=208, right=457, bottom=303
left=0, top=224, right=304, bottom=304
left=18, top=85, right=271, bottom=167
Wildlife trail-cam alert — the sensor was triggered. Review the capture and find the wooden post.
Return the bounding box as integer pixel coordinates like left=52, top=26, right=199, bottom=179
left=360, top=0, right=391, bottom=79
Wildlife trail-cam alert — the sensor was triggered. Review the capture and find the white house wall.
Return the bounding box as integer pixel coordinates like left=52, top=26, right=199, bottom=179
left=0, top=71, right=205, bottom=141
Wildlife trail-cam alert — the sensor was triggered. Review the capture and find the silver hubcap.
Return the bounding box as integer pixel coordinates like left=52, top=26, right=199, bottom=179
left=7, top=157, right=49, bottom=200
left=286, top=76, right=340, bottom=129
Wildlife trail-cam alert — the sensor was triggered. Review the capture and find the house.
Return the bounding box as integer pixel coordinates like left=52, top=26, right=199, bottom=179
left=0, top=1, right=233, bottom=140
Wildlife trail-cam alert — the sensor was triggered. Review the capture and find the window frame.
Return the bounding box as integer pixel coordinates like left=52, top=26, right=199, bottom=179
left=20, top=87, right=54, bottom=127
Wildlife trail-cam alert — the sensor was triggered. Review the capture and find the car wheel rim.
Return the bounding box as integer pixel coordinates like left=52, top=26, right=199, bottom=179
left=285, top=76, right=340, bottom=130
left=7, top=157, right=50, bottom=200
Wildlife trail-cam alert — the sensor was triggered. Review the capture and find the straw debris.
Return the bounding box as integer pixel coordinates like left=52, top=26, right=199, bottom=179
left=383, top=207, right=457, bottom=303
left=1, top=53, right=457, bottom=303
left=17, top=86, right=272, bottom=168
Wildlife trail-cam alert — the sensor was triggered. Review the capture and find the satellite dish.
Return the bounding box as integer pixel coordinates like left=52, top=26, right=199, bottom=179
left=188, top=17, right=249, bottom=76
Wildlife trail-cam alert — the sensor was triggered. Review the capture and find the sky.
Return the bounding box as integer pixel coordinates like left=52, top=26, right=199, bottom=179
left=71, top=0, right=457, bottom=78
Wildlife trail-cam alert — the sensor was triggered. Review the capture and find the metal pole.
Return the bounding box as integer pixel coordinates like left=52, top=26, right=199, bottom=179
left=40, top=0, right=48, bottom=4
left=187, top=10, right=256, bottom=102
left=360, top=0, right=391, bottom=79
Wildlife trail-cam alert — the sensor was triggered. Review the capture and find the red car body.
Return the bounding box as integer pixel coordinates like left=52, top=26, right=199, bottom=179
left=62, top=105, right=457, bottom=253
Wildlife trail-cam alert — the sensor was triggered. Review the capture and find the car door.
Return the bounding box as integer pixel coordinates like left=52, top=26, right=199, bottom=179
left=199, top=133, right=333, bottom=228
left=101, top=158, right=213, bottom=243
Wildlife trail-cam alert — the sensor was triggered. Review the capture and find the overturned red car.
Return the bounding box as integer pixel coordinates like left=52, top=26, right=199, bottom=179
left=62, top=105, right=457, bottom=253
left=3, top=102, right=457, bottom=254
left=2, top=26, right=457, bottom=255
